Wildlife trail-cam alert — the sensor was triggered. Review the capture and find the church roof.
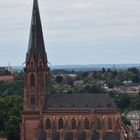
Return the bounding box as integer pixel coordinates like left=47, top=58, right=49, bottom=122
left=26, top=0, right=47, bottom=62
left=45, top=94, right=116, bottom=109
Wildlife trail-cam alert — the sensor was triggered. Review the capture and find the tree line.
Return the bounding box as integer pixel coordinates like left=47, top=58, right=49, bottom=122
left=0, top=68, right=140, bottom=139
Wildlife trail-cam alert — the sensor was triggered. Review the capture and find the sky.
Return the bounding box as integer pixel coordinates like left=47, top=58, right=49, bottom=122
left=0, top=0, right=140, bottom=66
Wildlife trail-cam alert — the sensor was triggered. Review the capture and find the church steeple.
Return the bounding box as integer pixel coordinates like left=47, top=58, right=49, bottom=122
left=26, top=0, right=47, bottom=63
left=23, top=0, right=49, bottom=112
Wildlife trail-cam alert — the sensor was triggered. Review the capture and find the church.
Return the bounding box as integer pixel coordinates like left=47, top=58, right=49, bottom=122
left=20, top=0, right=129, bottom=140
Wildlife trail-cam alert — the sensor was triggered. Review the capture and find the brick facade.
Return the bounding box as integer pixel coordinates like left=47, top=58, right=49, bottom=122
left=20, top=0, right=129, bottom=140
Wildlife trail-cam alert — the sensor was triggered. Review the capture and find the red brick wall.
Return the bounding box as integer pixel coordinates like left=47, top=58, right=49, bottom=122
left=0, top=138, right=7, bottom=140
left=130, top=137, right=140, bottom=140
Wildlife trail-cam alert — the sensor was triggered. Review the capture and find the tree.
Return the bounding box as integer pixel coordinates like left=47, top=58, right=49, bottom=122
left=101, top=68, right=106, bottom=73
left=0, top=95, right=22, bottom=140
left=65, top=76, right=74, bottom=86
left=127, top=67, right=139, bottom=74
left=107, top=80, right=114, bottom=88
left=55, top=75, right=64, bottom=83
left=121, top=115, right=131, bottom=126
left=0, top=130, right=6, bottom=138
left=84, top=85, right=102, bottom=93
left=5, top=116, right=20, bottom=140
left=82, top=72, right=89, bottom=78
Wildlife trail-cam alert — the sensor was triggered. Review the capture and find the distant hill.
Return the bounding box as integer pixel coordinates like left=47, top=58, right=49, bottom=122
left=12, top=64, right=140, bottom=72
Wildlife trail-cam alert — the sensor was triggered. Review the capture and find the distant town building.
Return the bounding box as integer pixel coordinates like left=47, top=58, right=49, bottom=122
left=0, top=66, right=12, bottom=73
left=0, top=67, right=6, bottom=72
left=108, top=86, right=140, bottom=94
left=0, top=75, right=14, bottom=82
left=126, top=111, right=140, bottom=131
left=123, top=81, right=132, bottom=86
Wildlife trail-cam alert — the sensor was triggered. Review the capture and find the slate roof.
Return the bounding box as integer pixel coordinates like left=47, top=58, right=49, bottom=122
left=45, top=94, right=116, bottom=109
left=26, top=0, right=47, bottom=62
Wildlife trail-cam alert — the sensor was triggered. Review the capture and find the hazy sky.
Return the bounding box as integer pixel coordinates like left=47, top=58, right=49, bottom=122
left=0, top=0, right=140, bottom=66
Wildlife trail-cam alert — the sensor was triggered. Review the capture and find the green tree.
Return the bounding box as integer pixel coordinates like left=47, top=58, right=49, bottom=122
left=65, top=76, right=74, bottom=86
left=55, top=75, right=64, bottom=83
left=121, top=115, right=131, bottom=126
left=101, top=68, right=106, bottom=73
left=5, top=116, right=20, bottom=140
left=0, top=95, right=22, bottom=140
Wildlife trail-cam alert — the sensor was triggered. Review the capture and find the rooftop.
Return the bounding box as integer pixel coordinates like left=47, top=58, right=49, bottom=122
left=45, top=93, right=116, bottom=110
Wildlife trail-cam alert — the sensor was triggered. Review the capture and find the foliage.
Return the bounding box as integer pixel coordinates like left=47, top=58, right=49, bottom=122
left=0, top=68, right=140, bottom=139
left=55, top=75, right=64, bottom=83
left=0, top=70, right=11, bottom=76
left=0, top=130, right=6, bottom=137
left=121, top=115, right=131, bottom=126
left=0, top=95, right=22, bottom=140
left=0, top=80, right=23, bottom=96
left=0, top=71, right=23, bottom=96
left=110, top=93, right=140, bottom=113
left=84, top=84, right=105, bottom=93
left=65, top=76, right=74, bottom=86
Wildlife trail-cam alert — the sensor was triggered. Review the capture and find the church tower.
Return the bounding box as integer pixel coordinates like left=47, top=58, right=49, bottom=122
left=21, top=0, right=48, bottom=139
left=24, top=0, right=48, bottom=112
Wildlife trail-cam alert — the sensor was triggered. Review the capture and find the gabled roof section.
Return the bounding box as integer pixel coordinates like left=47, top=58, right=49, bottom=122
left=26, top=0, right=47, bottom=62
left=45, top=94, right=117, bottom=110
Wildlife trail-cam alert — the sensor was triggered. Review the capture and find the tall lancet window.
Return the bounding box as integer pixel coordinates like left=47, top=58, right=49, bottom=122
left=58, top=118, right=64, bottom=129
left=71, top=119, right=76, bottom=129
left=108, top=118, right=112, bottom=130
left=38, top=61, right=43, bottom=68
left=30, top=61, right=34, bottom=68
left=95, top=118, right=101, bottom=130
left=30, top=74, right=35, bottom=87
left=84, top=118, right=89, bottom=129
left=46, top=119, right=51, bottom=129
left=30, top=95, right=35, bottom=105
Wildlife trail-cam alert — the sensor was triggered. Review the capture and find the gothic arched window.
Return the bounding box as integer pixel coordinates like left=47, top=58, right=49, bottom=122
left=65, top=121, right=69, bottom=129
left=30, top=95, right=35, bottom=105
left=58, top=118, right=64, bottom=129
left=108, top=118, right=112, bottom=130
left=95, top=118, right=101, bottom=130
left=52, top=121, right=56, bottom=130
left=84, top=118, right=89, bottom=129
left=30, top=74, right=35, bottom=87
left=30, top=61, right=34, bottom=68
left=38, top=61, right=43, bottom=68
left=77, top=121, right=82, bottom=129
left=71, top=119, right=76, bottom=129
left=46, top=119, right=51, bottom=129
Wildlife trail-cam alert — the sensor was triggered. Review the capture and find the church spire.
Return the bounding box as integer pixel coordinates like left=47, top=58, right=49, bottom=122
left=23, top=0, right=49, bottom=112
left=26, top=0, right=47, bottom=63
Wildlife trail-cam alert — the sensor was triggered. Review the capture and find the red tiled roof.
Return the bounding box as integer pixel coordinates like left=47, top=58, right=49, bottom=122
left=0, top=75, right=14, bottom=81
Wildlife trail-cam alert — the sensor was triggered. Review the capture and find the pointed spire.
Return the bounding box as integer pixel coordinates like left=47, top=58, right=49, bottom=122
left=26, top=0, right=47, bottom=63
